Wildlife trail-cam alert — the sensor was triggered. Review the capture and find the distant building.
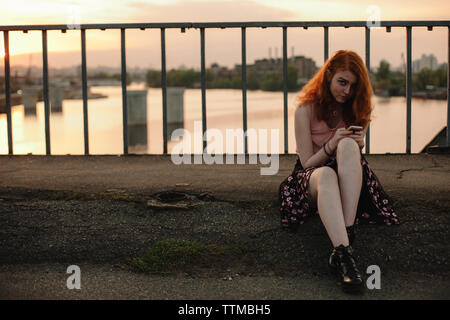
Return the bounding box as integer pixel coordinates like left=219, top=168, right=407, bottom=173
left=291, top=56, right=317, bottom=81
left=236, top=55, right=317, bottom=80
left=413, top=54, right=438, bottom=72
left=253, top=58, right=281, bottom=74
left=210, top=63, right=239, bottom=78
left=437, top=62, right=448, bottom=70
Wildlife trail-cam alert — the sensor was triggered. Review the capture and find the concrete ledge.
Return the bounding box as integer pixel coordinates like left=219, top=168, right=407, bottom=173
left=0, top=153, right=449, bottom=202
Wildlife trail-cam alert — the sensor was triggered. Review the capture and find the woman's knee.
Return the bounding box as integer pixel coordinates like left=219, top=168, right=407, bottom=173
left=336, top=137, right=360, bottom=161
left=308, top=167, right=338, bottom=201
left=316, top=166, right=339, bottom=187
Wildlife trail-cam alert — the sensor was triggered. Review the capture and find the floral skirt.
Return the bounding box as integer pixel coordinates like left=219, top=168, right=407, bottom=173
left=279, top=154, right=400, bottom=231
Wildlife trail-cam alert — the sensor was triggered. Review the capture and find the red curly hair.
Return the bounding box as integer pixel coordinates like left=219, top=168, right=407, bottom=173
left=296, top=50, right=373, bottom=128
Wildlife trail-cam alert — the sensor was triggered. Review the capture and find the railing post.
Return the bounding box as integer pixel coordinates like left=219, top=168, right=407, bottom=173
left=324, top=26, right=329, bottom=62
left=160, top=28, right=168, bottom=155
left=81, top=28, right=89, bottom=155
left=3, top=31, right=13, bottom=155
left=406, top=26, right=412, bottom=154
left=121, top=28, right=128, bottom=155
left=241, top=27, right=248, bottom=154
left=447, top=26, right=450, bottom=147
left=200, top=27, right=207, bottom=153
left=365, top=26, right=371, bottom=154
left=42, top=30, right=51, bottom=155
left=282, top=27, right=288, bottom=154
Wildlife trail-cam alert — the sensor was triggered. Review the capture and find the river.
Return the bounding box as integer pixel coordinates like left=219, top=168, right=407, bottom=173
left=0, top=83, right=447, bottom=155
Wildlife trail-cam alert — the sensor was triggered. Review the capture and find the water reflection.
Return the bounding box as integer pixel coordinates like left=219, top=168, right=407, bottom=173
left=0, top=85, right=447, bottom=155
left=24, top=107, right=37, bottom=117
left=127, top=90, right=148, bottom=153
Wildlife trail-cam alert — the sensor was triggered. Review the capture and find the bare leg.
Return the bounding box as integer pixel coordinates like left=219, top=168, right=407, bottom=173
left=336, top=138, right=363, bottom=227
left=308, top=166, right=348, bottom=247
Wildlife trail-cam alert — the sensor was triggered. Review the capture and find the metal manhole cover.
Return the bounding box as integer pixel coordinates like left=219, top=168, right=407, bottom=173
left=147, top=191, right=200, bottom=210
left=156, top=191, right=188, bottom=203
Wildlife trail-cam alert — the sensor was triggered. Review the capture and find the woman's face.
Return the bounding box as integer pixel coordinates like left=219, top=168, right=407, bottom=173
left=329, top=70, right=357, bottom=104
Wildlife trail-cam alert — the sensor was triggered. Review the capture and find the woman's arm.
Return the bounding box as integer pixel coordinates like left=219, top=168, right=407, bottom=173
left=295, top=106, right=332, bottom=168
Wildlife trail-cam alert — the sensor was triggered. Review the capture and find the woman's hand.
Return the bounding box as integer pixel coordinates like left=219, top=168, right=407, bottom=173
left=348, top=130, right=365, bottom=149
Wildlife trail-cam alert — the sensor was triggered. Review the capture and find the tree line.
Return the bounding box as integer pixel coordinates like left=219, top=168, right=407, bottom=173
left=373, top=60, right=447, bottom=96
left=1, top=60, right=446, bottom=96
left=146, top=65, right=299, bottom=92
left=145, top=61, right=447, bottom=96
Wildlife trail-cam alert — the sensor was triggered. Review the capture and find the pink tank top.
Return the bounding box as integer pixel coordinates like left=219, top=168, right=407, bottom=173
left=297, top=104, right=346, bottom=155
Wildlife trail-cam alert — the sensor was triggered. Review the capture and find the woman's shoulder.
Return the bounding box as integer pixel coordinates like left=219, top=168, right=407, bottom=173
left=295, top=103, right=313, bottom=118
left=297, top=102, right=314, bottom=109
left=294, top=104, right=313, bottom=130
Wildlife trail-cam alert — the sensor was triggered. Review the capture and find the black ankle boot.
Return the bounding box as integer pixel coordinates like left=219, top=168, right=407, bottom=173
left=346, top=225, right=355, bottom=246
left=327, top=226, right=355, bottom=269
left=328, top=245, right=363, bottom=293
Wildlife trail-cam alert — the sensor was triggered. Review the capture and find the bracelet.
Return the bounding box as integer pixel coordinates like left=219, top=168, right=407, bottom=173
left=323, top=142, right=333, bottom=157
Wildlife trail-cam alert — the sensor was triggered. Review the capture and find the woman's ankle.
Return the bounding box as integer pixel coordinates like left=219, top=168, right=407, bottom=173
left=345, top=225, right=356, bottom=246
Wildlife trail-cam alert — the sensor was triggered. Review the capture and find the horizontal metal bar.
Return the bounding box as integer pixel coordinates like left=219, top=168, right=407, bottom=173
left=1, top=20, right=450, bottom=31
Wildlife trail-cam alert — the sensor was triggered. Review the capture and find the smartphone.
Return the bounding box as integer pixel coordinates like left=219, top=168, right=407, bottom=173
left=347, top=125, right=363, bottom=131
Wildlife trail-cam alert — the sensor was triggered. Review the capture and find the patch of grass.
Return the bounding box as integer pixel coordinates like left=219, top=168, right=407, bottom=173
left=126, top=239, right=249, bottom=275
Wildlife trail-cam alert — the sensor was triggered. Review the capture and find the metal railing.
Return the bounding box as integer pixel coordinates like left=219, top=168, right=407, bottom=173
left=1, top=21, right=450, bottom=155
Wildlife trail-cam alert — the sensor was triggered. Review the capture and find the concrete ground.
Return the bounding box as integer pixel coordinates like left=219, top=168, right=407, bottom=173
left=0, top=153, right=449, bottom=300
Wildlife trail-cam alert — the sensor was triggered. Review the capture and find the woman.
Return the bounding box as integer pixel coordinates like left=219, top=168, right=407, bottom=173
left=279, top=50, right=399, bottom=293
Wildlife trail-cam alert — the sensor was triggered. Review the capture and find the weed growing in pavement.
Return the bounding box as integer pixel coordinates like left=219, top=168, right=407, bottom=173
left=126, top=239, right=249, bottom=275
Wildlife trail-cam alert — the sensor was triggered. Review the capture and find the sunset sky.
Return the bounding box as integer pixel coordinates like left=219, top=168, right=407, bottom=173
left=0, top=0, right=449, bottom=70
